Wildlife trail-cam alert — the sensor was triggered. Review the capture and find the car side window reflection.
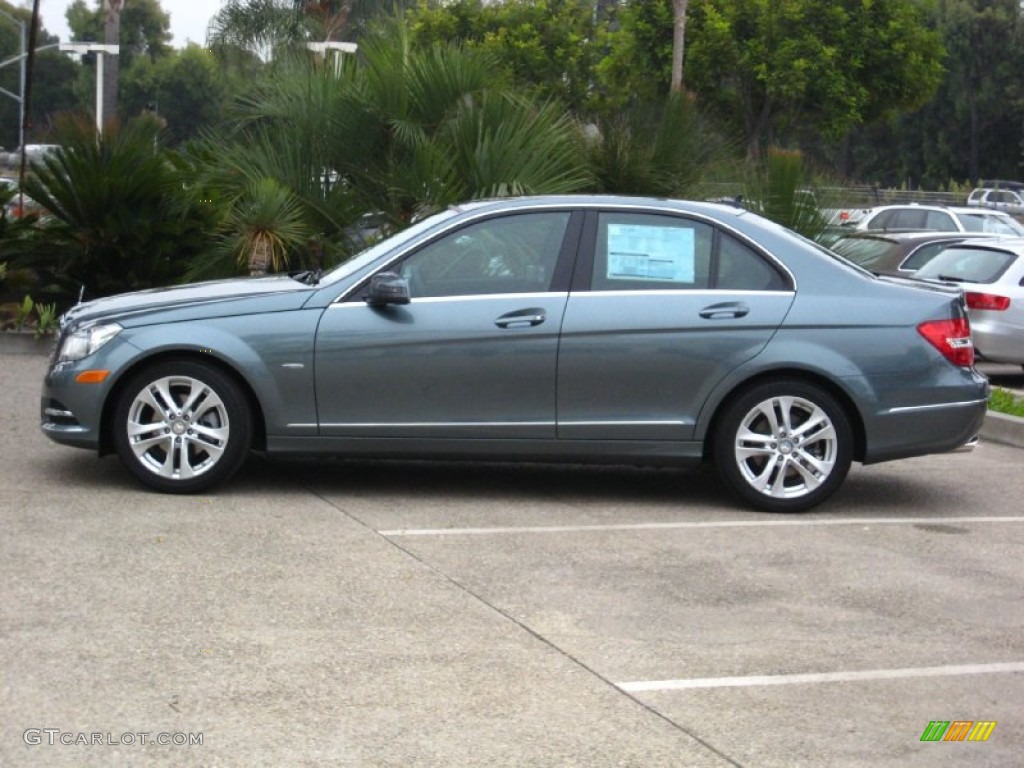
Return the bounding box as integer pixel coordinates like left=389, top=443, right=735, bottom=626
left=397, top=212, right=570, bottom=298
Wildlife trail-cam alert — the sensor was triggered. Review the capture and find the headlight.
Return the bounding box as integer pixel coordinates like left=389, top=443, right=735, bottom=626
left=56, top=323, right=122, bottom=363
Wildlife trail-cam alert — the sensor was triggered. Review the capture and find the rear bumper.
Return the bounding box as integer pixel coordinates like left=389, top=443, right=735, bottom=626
left=864, top=396, right=988, bottom=464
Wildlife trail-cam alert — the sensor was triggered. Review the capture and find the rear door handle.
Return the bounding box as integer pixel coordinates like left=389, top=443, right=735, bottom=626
left=699, top=302, right=749, bottom=320
left=495, top=308, right=546, bottom=328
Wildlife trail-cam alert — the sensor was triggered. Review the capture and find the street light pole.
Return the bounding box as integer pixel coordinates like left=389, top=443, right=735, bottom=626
left=59, top=43, right=119, bottom=134
left=306, top=41, right=358, bottom=76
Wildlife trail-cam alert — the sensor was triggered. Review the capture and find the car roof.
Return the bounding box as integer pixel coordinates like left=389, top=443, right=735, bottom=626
left=975, top=180, right=1024, bottom=191
left=838, top=229, right=989, bottom=242
left=867, top=203, right=1012, bottom=216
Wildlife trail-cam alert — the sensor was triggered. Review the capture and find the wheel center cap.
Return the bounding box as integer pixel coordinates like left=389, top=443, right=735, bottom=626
left=171, top=421, right=187, bottom=436
left=778, top=439, right=795, bottom=455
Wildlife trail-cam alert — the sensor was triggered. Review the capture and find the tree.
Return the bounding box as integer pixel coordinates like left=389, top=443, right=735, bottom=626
left=16, top=114, right=215, bottom=301
left=595, top=0, right=676, bottom=109
left=407, top=0, right=611, bottom=115
left=586, top=94, right=729, bottom=196
left=184, top=15, right=592, bottom=278
left=120, top=44, right=233, bottom=145
left=843, top=0, right=1024, bottom=186
left=685, top=0, right=945, bottom=159
left=67, top=0, right=172, bottom=64
left=670, top=0, right=688, bottom=93
left=208, top=0, right=401, bottom=60
left=103, top=0, right=125, bottom=123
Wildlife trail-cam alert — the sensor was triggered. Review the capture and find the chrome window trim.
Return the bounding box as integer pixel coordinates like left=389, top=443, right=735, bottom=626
left=327, top=292, right=568, bottom=308
left=332, top=200, right=799, bottom=304
left=568, top=289, right=795, bottom=298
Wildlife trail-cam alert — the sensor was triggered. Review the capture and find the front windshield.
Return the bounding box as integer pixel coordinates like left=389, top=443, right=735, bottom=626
left=317, top=208, right=462, bottom=285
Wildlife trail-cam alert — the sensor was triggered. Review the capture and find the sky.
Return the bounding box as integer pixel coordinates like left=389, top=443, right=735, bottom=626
left=31, top=0, right=222, bottom=48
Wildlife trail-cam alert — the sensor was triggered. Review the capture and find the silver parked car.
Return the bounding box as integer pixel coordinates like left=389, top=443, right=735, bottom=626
left=914, top=237, right=1024, bottom=368
left=967, top=183, right=1024, bottom=217
left=41, top=196, right=987, bottom=512
left=854, top=204, right=1024, bottom=235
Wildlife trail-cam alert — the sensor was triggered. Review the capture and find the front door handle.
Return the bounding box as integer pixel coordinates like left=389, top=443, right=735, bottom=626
left=495, top=308, right=546, bottom=328
left=699, top=302, right=750, bottom=320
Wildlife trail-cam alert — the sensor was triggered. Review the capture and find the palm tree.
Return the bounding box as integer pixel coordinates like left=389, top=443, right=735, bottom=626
left=208, top=0, right=404, bottom=59
left=743, top=148, right=829, bottom=240
left=186, top=15, right=592, bottom=278
left=587, top=94, right=729, bottom=197
left=221, top=177, right=309, bottom=276
left=670, top=0, right=689, bottom=93
left=16, top=113, right=213, bottom=301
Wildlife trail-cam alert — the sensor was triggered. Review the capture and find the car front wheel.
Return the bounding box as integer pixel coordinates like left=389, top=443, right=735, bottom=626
left=713, top=380, right=853, bottom=513
left=112, top=360, right=253, bottom=493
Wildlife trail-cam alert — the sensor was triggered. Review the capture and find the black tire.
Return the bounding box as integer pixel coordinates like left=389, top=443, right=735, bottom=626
left=712, top=379, right=853, bottom=513
left=112, top=360, right=253, bottom=493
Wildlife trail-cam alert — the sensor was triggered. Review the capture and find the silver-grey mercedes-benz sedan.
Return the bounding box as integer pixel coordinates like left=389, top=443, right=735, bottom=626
left=40, top=196, right=988, bottom=512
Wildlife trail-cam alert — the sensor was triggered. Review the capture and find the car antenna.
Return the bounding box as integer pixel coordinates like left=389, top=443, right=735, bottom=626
left=77, top=284, right=85, bottom=304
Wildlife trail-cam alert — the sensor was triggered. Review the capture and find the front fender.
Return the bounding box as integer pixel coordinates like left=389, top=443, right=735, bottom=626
left=115, top=310, right=322, bottom=437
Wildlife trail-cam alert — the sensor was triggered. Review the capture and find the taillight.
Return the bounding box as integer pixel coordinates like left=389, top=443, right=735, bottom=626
left=917, top=317, right=974, bottom=367
left=965, top=292, right=1010, bottom=311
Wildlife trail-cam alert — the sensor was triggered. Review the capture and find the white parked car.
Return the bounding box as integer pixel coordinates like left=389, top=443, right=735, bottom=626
left=853, top=204, right=1024, bottom=235
left=967, top=185, right=1024, bottom=216
left=915, top=236, right=1024, bottom=368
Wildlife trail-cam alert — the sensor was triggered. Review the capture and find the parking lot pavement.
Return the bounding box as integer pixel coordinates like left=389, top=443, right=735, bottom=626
left=3, top=351, right=1023, bottom=767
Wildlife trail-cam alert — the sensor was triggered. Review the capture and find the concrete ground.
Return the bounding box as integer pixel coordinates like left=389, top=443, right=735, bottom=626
left=2, top=351, right=1022, bottom=767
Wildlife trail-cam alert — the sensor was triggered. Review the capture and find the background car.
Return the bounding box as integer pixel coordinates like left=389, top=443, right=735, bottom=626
left=967, top=184, right=1024, bottom=217
left=828, top=230, right=997, bottom=276
left=40, top=196, right=987, bottom=513
left=1, top=177, right=46, bottom=220
left=914, top=237, right=1024, bottom=369
left=852, top=204, right=1024, bottom=235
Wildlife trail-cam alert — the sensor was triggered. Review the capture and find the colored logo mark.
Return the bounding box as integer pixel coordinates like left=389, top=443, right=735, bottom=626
left=920, top=720, right=997, bottom=742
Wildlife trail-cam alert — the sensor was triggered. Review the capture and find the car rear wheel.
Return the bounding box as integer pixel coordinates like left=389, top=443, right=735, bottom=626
left=713, top=380, right=852, bottom=513
left=113, top=360, right=252, bottom=493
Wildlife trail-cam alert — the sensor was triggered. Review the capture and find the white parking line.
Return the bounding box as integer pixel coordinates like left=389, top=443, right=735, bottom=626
left=380, top=516, right=1024, bottom=537
left=618, top=662, right=1024, bottom=692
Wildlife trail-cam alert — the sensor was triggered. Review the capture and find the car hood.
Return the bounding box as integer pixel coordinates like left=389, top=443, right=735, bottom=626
left=60, top=276, right=313, bottom=329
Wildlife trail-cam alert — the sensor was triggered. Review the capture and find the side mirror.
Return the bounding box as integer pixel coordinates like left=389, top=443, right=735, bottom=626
left=366, top=272, right=411, bottom=306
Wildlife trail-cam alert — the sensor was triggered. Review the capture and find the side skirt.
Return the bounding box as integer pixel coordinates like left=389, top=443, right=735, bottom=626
left=265, top=435, right=705, bottom=467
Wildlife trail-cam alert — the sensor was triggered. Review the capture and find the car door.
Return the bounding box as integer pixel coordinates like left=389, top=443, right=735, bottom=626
left=314, top=210, right=579, bottom=439
left=557, top=210, right=795, bottom=441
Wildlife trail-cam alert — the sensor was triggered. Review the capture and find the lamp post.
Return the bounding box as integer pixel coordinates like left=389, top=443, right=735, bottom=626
left=59, top=43, right=119, bottom=134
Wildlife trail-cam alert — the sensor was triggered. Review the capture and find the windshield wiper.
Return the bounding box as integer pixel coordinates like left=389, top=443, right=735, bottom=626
left=291, top=269, right=322, bottom=286
left=935, top=274, right=976, bottom=283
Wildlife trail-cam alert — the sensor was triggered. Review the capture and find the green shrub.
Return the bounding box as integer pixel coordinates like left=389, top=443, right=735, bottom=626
left=989, top=388, right=1024, bottom=418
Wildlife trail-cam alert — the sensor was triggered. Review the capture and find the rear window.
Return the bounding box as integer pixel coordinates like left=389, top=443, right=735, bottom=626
left=901, top=241, right=956, bottom=271
left=915, top=246, right=1018, bottom=284
left=959, top=213, right=1024, bottom=235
